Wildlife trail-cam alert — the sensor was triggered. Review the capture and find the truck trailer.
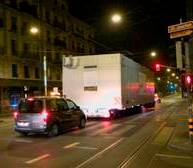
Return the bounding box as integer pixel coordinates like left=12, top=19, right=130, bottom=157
left=62, top=53, right=155, bottom=118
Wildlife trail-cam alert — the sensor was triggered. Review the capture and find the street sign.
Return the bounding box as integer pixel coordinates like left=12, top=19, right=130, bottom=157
left=168, top=21, right=193, bottom=33
left=170, top=30, right=193, bottom=39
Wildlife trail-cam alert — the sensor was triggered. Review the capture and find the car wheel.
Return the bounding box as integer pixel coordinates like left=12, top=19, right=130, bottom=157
left=79, top=118, right=86, bottom=129
left=48, top=124, right=59, bottom=137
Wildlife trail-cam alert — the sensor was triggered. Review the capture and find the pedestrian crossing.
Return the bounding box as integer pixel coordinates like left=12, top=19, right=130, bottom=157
left=69, top=120, right=136, bottom=137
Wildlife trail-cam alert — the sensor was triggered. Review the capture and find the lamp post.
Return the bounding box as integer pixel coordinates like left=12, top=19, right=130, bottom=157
left=30, top=26, right=48, bottom=96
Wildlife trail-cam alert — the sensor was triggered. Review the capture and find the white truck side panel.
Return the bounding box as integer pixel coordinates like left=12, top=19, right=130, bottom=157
left=63, top=54, right=122, bottom=117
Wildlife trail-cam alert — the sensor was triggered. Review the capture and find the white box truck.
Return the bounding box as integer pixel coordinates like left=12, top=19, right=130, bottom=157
left=62, top=53, right=155, bottom=118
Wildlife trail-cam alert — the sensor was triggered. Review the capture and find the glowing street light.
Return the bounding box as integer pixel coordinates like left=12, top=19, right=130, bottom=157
left=166, top=68, right=171, bottom=72
left=111, top=14, right=122, bottom=24
left=30, top=26, right=39, bottom=34
left=150, top=51, right=157, bottom=57
left=157, top=77, right=161, bottom=81
left=171, top=73, right=176, bottom=77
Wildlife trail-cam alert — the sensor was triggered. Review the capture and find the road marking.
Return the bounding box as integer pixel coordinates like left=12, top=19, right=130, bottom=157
left=90, top=123, right=120, bottom=136
left=74, top=146, right=98, bottom=150
left=63, top=142, right=80, bottom=149
left=25, top=154, right=50, bottom=164
left=155, top=153, right=192, bottom=159
left=14, top=138, right=32, bottom=143
left=75, top=138, right=124, bottom=168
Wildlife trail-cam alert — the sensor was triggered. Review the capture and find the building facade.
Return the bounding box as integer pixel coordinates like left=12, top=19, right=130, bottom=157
left=0, top=0, right=96, bottom=113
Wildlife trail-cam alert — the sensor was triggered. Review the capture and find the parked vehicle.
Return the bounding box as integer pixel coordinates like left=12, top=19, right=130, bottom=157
left=62, top=53, right=155, bottom=118
left=14, top=96, right=86, bottom=136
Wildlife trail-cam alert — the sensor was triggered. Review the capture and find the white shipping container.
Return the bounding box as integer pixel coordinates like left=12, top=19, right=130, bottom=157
left=62, top=53, right=155, bottom=118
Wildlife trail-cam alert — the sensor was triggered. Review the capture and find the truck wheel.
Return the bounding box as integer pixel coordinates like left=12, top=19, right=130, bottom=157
left=48, top=124, right=59, bottom=137
left=79, top=118, right=86, bottom=129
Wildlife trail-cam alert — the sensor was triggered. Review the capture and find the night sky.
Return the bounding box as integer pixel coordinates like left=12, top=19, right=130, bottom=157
left=67, top=0, right=186, bottom=66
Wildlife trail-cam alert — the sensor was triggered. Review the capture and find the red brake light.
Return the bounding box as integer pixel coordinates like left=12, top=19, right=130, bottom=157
left=13, top=111, right=19, bottom=119
left=41, top=111, right=49, bottom=122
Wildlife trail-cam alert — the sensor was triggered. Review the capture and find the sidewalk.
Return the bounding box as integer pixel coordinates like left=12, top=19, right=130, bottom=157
left=0, top=109, right=12, bottom=123
left=168, top=109, right=193, bottom=154
left=0, top=112, right=12, bottom=118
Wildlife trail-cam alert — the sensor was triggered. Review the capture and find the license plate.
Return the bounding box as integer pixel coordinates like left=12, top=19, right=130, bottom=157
left=17, top=122, right=29, bottom=127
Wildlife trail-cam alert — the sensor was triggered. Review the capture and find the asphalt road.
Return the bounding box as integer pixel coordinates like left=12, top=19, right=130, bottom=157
left=0, top=94, right=193, bottom=168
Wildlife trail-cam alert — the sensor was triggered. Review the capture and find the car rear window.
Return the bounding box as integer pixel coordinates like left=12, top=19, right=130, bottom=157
left=18, top=99, right=43, bottom=113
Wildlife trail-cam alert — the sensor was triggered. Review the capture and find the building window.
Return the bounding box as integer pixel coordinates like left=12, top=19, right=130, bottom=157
left=45, top=11, right=50, bottom=23
left=47, top=30, right=51, bottom=43
left=21, top=21, right=27, bottom=35
left=11, top=16, right=17, bottom=32
left=11, top=40, right=17, bottom=56
left=72, top=41, right=76, bottom=50
left=56, top=69, right=61, bottom=80
left=61, top=4, right=66, bottom=11
left=35, top=67, right=40, bottom=79
left=0, top=46, right=4, bottom=55
left=24, top=66, right=30, bottom=78
left=12, top=64, right=18, bottom=78
left=23, top=43, right=29, bottom=53
left=9, top=0, right=18, bottom=9
left=54, top=0, right=58, bottom=5
left=63, top=20, right=66, bottom=31
left=0, top=18, right=4, bottom=28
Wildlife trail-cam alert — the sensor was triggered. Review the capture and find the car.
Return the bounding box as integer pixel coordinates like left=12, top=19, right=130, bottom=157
left=13, top=96, right=86, bottom=137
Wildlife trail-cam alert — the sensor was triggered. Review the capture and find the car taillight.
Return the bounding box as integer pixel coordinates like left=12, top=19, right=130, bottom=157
left=13, top=111, right=19, bottom=119
left=41, top=111, right=49, bottom=122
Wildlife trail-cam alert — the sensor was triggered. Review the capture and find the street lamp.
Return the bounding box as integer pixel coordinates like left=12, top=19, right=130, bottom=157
left=157, top=77, right=161, bottom=81
left=30, top=26, right=48, bottom=96
left=150, top=51, right=157, bottom=57
left=166, top=68, right=171, bottom=72
left=111, top=14, right=122, bottom=24
left=30, top=26, right=39, bottom=34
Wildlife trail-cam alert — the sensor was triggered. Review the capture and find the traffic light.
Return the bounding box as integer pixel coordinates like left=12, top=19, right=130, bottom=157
left=155, top=64, right=160, bottom=71
left=185, top=74, right=192, bottom=85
